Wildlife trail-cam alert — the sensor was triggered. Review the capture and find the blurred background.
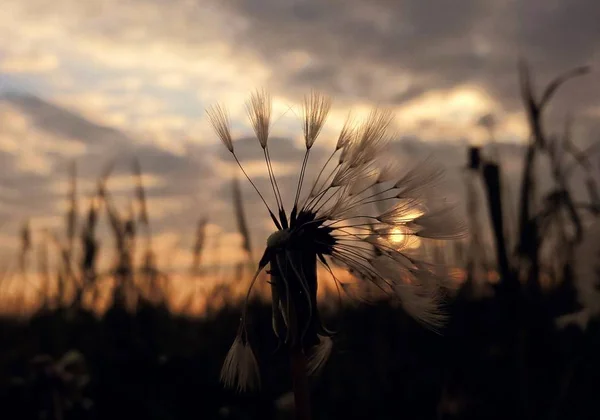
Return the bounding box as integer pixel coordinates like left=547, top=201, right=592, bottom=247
left=0, top=1, right=599, bottom=419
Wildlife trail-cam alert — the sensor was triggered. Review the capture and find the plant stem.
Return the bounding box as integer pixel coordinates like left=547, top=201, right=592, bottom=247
left=290, top=347, right=311, bottom=420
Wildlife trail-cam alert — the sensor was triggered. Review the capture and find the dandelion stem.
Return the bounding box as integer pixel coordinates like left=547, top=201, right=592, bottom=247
left=293, top=149, right=311, bottom=218
left=264, top=148, right=282, bottom=209
left=305, top=150, right=336, bottom=203
left=290, top=348, right=311, bottom=420
left=233, top=154, right=282, bottom=230
left=303, top=160, right=343, bottom=212
left=265, top=148, right=288, bottom=228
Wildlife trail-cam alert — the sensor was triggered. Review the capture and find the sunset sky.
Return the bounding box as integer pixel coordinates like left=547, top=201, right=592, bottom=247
left=1, top=0, right=599, bottom=274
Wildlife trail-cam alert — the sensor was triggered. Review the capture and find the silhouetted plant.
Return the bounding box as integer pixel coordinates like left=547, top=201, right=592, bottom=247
left=208, top=91, right=465, bottom=419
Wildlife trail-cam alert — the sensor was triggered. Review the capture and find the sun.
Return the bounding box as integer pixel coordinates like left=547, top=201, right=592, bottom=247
left=387, top=209, right=425, bottom=249
left=388, top=226, right=421, bottom=250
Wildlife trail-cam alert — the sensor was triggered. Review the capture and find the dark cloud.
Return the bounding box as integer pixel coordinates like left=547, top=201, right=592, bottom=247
left=6, top=94, right=127, bottom=149
left=211, top=0, right=600, bottom=114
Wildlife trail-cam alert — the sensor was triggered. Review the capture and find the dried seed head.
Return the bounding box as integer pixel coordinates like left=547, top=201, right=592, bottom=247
left=336, top=112, right=356, bottom=151
left=409, top=207, right=467, bottom=240
left=369, top=255, right=447, bottom=330
left=377, top=198, right=425, bottom=225
left=220, top=335, right=261, bottom=392
left=302, top=91, right=331, bottom=149
left=246, top=89, right=272, bottom=149
left=340, top=108, right=392, bottom=169
left=376, top=158, right=401, bottom=183
left=355, top=109, right=393, bottom=153
left=211, top=92, right=465, bottom=385
left=307, top=334, right=333, bottom=375
left=394, top=283, right=447, bottom=329
left=394, top=160, right=445, bottom=197
left=206, top=103, right=234, bottom=153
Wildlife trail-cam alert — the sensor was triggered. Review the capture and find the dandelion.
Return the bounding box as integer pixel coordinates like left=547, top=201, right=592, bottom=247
left=208, top=92, right=465, bottom=416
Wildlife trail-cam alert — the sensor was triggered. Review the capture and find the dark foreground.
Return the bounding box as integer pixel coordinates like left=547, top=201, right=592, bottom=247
left=0, top=282, right=599, bottom=420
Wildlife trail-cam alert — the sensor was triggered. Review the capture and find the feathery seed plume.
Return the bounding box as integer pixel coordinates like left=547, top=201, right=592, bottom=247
left=208, top=92, right=465, bottom=392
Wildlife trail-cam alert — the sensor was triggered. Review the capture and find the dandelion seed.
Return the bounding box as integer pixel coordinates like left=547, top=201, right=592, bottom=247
left=220, top=333, right=261, bottom=392
left=208, top=92, right=463, bottom=393
left=336, top=112, right=356, bottom=151
left=206, top=104, right=234, bottom=153
left=409, top=207, right=467, bottom=240
left=306, top=334, right=333, bottom=375
left=302, top=91, right=331, bottom=150
left=246, top=89, right=272, bottom=149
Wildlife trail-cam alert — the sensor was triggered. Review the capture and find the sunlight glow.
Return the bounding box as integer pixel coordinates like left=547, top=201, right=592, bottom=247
left=387, top=209, right=425, bottom=249
left=388, top=226, right=421, bottom=250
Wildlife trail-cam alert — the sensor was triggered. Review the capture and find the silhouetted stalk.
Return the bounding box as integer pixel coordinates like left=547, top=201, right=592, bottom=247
left=191, top=218, right=207, bottom=276
left=463, top=146, right=488, bottom=297
left=50, top=233, right=75, bottom=308
left=37, top=234, right=51, bottom=309
left=141, top=249, right=162, bottom=304
left=517, top=142, right=541, bottom=293
left=132, top=158, right=150, bottom=227
left=80, top=195, right=99, bottom=307
left=19, top=220, right=31, bottom=278
left=290, top=348, right=311, bottom=420
left=563, top=123, right=600, bottom=214
left=269, top=249, right=318, bottom=420
left=99, top=180, right=136, bottom=309
left=517, top=63, right=589, bottom=294
left=65, top=161, right=78, bottom=266
left=482, top=162, right=513, bottom=289
left=232, top=176, right=254, bottom=263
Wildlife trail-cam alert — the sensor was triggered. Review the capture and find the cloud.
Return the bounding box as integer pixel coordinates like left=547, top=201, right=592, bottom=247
left=0, top=52, right=59, bottom=73
left=4, top=0, right=599, bottom=113
left=4, top=0, right=595, bottom=150
left=208, top=0, right=600, bottom=133
left=0, top=100, right=88, bottom=176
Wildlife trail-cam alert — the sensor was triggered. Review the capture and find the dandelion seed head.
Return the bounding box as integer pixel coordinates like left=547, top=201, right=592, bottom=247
left=208, top=92, right=463, bottom=387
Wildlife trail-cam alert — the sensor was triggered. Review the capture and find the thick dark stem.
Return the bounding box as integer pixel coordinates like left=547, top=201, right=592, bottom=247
left=269, top=242, right=318, bottom=420
left=482, top=163, right=513, bottom=289
left=517, top=144, right=541, bottom=295
left=290, top=347, right=311, bottom=420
